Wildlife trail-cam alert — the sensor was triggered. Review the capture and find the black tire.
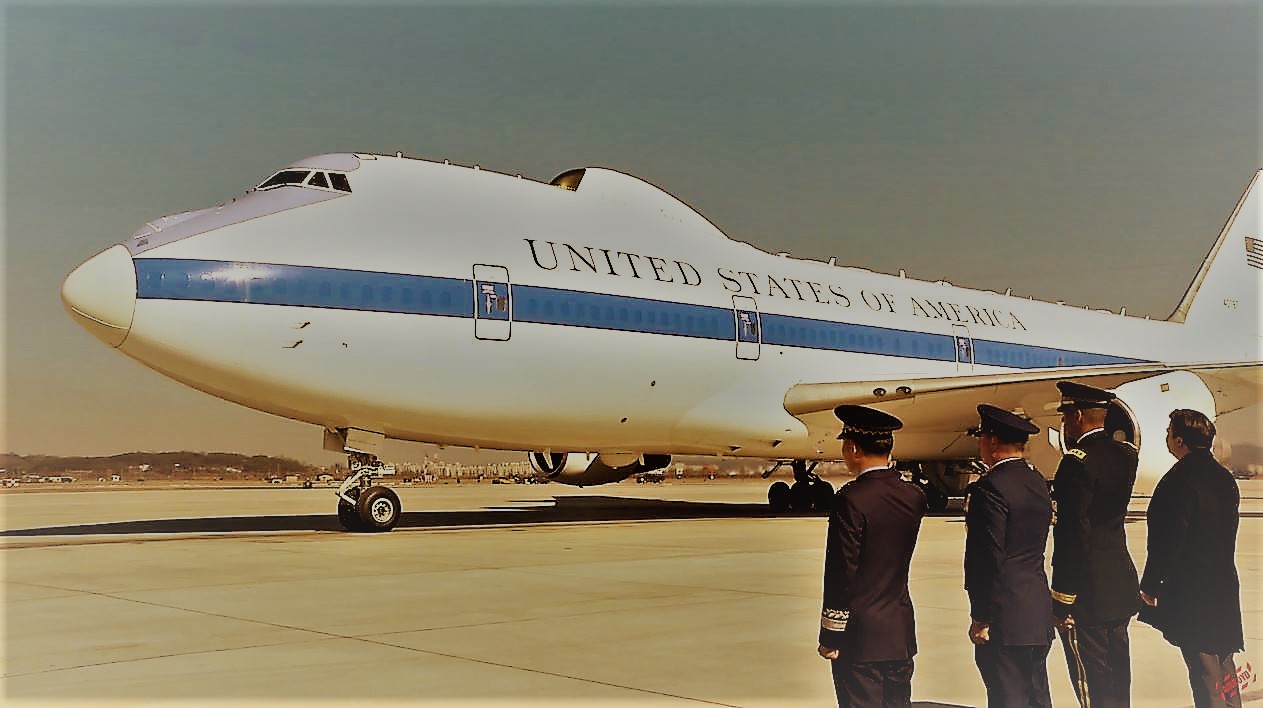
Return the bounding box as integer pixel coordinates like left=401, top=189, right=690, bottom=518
left=337, top=486, right=363, bottom=532
left=356, top=486, right=401, bottom=532
left=810, top=479, right=835, bottom=512
left=768, top=481, right=791, bottom=512
left=789, top=480, right=814, bottom=512
left=337, top=499, right=364, bottom=532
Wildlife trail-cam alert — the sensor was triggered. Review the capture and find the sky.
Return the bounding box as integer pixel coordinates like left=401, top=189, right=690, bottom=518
left=4, top=2, right=1260, bottom=466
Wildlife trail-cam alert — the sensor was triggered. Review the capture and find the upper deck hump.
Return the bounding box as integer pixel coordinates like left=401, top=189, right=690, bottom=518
left=552, top=167, right=729, bottom=241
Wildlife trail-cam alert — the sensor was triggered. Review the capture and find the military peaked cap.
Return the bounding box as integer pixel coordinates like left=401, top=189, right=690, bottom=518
left=1056, top=381, right=1116, bottom=412
left=834, top=404, right=903, bottom=440
left=973, top=403, right=1040, bottom=441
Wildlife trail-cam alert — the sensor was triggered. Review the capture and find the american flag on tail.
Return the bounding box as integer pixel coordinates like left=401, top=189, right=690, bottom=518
left=1247, top=237, right=1263, bottom=269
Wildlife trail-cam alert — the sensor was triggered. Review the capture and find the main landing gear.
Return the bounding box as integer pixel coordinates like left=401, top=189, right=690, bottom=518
left=764, top=460, right=834, bottom=513
left=336, top=452, right=402, bottom=532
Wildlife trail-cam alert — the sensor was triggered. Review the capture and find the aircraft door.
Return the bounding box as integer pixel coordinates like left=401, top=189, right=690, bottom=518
left=733, top=296, right=761, bottom=360
left=951, top=324, right=974, bottom=371
left=473, top=264, right=511, bottom=341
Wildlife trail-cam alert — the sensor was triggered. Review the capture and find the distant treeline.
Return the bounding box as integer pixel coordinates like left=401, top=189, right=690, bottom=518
left=0, top=452, right=317, bottom=477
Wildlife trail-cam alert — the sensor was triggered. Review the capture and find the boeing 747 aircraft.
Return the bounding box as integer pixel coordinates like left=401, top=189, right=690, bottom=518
left=62, top=153, right=1263, bottom=531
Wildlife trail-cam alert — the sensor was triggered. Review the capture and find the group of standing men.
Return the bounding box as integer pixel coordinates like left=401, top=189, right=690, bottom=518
left=818, top=382, right=1245, bottom=707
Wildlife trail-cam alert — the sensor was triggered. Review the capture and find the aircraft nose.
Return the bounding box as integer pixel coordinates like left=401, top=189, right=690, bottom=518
left=61, top=244, right=137, bottom=348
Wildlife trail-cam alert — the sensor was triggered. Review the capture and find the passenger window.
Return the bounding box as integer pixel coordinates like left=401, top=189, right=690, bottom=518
left=308, top=172, right=330, bottom=188
left=330, top=173, right=352, bottom=192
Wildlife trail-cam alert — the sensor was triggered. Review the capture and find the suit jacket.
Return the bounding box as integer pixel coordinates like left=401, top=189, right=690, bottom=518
left=819, top=468, right=928, bottom=662
left=1139, top=448, right=1244, bottom=654
left=1050, top=429, right=1140, bottom=623
left=964, top=458, right=1055, bottom=646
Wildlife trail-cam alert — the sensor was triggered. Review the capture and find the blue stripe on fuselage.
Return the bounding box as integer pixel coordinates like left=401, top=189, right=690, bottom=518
left=135, top=259, right=472, bottom=317
left=134, top=258, right=1146, bottom=369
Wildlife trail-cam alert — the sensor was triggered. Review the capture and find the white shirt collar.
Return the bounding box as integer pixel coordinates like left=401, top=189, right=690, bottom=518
left=1077, top=427, right=1105, bottom=444
left=857, top=464, right=890, bottom=478
left=987, top=456, right=1024, bottom=471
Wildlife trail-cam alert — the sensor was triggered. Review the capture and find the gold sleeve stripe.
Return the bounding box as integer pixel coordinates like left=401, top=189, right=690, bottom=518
left=1066, top=449, right=1087, bottom=460
left=821, top=608, right=850, bottom=632
left=1051, top=589, right=1077, bottom=604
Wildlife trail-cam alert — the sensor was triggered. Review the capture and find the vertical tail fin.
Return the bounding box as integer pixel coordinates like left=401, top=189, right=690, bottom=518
left=1169, top=169, right=1263, bottom=362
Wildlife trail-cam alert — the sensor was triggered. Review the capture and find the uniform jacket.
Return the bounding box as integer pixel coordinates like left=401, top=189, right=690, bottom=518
left=1050, top=429, right=1140, bottom=623
left=819, top=468, right=928, bottom=662
left=964, top=458, right=1055, bottom=646
left=1139, top=448, right=1244, bottom=654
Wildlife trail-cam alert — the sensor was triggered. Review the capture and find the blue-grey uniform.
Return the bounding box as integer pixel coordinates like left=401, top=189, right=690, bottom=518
left=964, top=404, right=1054, bottom=707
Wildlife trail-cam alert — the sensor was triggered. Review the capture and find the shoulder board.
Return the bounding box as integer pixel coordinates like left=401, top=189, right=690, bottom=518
left=1065, top=449, right=1087, bottom=460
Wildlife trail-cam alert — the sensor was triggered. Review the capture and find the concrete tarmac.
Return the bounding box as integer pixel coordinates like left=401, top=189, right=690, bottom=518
left=3, top=478, right=1261, bottom=706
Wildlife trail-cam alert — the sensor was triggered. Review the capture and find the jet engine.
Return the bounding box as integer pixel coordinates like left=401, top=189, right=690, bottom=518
left=529, top=452, right=672, bottom=486
left=1036, top=371, right=1217, bottom=494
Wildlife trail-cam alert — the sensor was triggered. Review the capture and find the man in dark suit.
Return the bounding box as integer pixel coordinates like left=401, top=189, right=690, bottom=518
left=818, top=405, right=928, bottom=707
left=1050, top=381, right=1140, bottom=708
left=964, top=404, right=1054, bottom=707
left=1139, top=409, right=1244, bottom=707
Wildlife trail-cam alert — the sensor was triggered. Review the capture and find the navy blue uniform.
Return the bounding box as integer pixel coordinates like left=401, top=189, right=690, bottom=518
left=965, top=458, right=1054, bottom=707
left=820, top=468, right=927, bottom=707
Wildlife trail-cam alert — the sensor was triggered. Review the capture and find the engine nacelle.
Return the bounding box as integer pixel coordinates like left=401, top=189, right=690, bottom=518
left=1110, top=371, right=1217, bottom=494
left=528, top=452, right=671, bottom=486
left=1036, top=371, right=1217, bottom=494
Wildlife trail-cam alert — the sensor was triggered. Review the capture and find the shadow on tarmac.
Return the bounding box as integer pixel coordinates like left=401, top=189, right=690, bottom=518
left=0, top=493, right=972, bottom=537
left=3, top=495, right=796, bottom=536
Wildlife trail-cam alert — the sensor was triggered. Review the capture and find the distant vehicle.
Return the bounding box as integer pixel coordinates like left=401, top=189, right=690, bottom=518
left=636, top=471, right=664, bottom=484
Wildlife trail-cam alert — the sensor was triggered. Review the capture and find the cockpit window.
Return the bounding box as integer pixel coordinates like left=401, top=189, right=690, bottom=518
left=255, top=169, right=352, bottom=194
left=258, top=170, right=312, bottom=190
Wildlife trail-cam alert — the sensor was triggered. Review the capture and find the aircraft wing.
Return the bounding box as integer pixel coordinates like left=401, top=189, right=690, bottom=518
left=784, top=362, right=1263, bottom=456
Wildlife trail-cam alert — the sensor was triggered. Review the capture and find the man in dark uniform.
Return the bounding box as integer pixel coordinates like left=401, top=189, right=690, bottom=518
left=818, top=405, right=928, bottom=707
left=1050, top=381, right=1140, bottom=708
left=964, top=404, right=1054, bottom=707
left=1139, top=409, right=1244, bottom=707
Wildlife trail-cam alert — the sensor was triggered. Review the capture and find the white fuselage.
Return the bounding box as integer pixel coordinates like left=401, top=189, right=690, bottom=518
left=65, top=154, right=1260, bottom=470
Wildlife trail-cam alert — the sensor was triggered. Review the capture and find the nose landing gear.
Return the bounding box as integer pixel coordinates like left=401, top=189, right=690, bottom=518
left=336, top=452, right=401, bottom=532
